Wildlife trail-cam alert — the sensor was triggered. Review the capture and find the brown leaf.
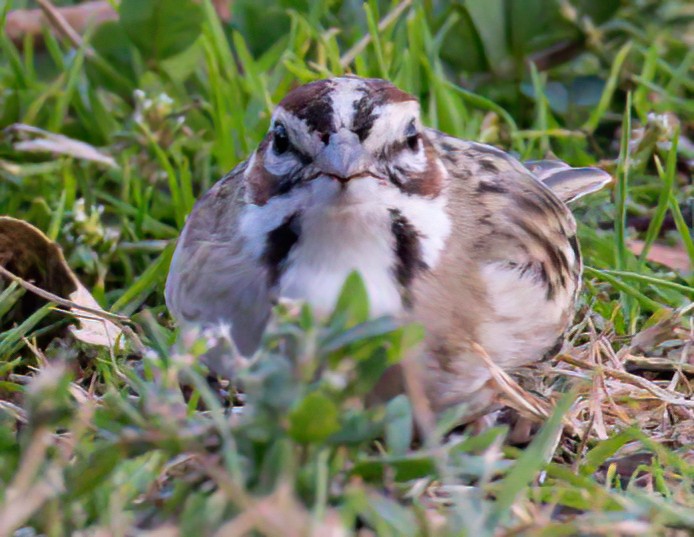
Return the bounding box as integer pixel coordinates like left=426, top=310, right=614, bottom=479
left=0, top=217, right=121, bottom=349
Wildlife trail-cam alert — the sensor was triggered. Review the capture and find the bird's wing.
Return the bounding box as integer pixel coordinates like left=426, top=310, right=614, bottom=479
left=165, top=162, right=272, bottom=357
left=523, top=159, right=611, bottom=203
left=424, top=131, right=581, bottom=375
left=428, top=133, right=579, bottom=281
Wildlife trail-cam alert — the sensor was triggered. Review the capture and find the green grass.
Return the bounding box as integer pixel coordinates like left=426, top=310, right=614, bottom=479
left=0, top=0, right=693, bottom=535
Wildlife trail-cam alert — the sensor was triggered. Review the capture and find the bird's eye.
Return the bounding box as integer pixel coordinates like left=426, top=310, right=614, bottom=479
left=273, top=122, right=290, bottom=155
left=405, top=120, right=419, bottom=151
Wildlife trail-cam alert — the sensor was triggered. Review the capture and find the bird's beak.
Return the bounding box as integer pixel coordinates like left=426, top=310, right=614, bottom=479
left=314, top=129, right=371, bottom=182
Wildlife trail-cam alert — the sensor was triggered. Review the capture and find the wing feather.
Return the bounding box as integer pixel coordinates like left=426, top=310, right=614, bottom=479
left=523, top=159, right=611, bottom=203
left=165, top=162, right=272, bottom=356
left=422, top=132, right=581, bottom=397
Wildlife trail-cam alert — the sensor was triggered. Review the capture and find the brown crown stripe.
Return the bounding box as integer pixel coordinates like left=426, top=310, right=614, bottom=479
left=352, top=80, right=416, bottom=140
left=278, top=77, right=416, bottom=136
left=279, top=79, right=335, bottom=134
left=359, top=78, right=417, bottom=104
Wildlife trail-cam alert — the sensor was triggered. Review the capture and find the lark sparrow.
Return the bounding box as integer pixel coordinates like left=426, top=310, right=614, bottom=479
left=165, top=76, right=610, bottom=416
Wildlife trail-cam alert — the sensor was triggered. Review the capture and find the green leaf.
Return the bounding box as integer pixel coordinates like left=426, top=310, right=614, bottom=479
left=0, top=281, right=25, bottom=321
left=329, top=271, right=370, bottom=328
left=110, top=243, right=175, bottom=314
left=351, top=454, right=437, bottom=483
left=580, top=431, right=634, bottom=476
left=385, top=395, right=412, bottom=456
left=345, top=487, right=420, bottom=537
left=289, top=391, right=341, bottom=444
left=583, top=42, right=632, bottom=133
left=88, top=21, right=137, bottom=88
left=574, top=0, right=621, bottom=24
left=328, top=410, right=382, bottom=445
left=463, top=0, right=508, bottom=72
left=120, top=0, right=204, bottom=62
left=440, top=6, right=487, bottom=73
left=507, top=0, right=558, bottom=56
left=321, top=316, right=400, bottom=353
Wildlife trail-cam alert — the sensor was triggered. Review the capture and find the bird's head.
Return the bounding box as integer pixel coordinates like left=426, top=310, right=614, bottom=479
left=243, top=76, right=447, bottom=207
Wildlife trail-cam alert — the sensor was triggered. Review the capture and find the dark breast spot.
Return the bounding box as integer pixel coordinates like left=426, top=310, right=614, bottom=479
left=262, top=213, right=301, bottom=287
left=389, top=209, right=428, bottom=307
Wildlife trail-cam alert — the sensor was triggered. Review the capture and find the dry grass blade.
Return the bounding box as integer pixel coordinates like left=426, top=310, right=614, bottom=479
left=0, top=264, right=125, bottom=324
left=557, top=353, right=694, bottom=408
left=0, top=401, right=27, bottom=423
left=35, top=0, right=93, bottom=54
left=472, top=342, right=552, bottom=422
left=1, top=1, right=693, bottom=534
left=0, top=427, right=63, bottom=537
left=208, top=468, right=308, bottom=537
left=7, top=124, right=117, bottom=168
left=624, top=356, right=694, bottom=375
left=0, top=261, right=144, bottom=353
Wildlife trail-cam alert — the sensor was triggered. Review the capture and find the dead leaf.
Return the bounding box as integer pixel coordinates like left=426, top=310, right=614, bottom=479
left=68, top=283, right=122, bottom=348
left=0, top=217, right=122, bottom=349
left=629, top=308, right=678, bottom=353
left=628, top=240, right=691, bottom=272
left=5, top=124, right=117, bottom=168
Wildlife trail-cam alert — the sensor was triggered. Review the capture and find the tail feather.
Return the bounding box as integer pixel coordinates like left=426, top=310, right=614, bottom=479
left=524, top=159, right=612, bottom=204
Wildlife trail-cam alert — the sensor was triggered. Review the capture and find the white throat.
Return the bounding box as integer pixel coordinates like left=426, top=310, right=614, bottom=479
left=281, top=201, right=400, bottom=317
left=239, top=177, right=451, bottom=318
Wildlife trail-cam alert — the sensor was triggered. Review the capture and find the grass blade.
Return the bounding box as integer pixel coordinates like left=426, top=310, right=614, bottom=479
left=584, top=42, right=632, bottom=133
left=638, top=130, right=679, bottom=267
left=488, top=393, right=574, bottom=528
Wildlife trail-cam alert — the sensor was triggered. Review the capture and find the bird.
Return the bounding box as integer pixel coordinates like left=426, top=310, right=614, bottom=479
left=165, top=75, right=610, bottom=418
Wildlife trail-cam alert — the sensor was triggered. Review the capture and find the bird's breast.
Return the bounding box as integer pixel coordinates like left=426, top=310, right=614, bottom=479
left=278, top=205, right=404, bottom=318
